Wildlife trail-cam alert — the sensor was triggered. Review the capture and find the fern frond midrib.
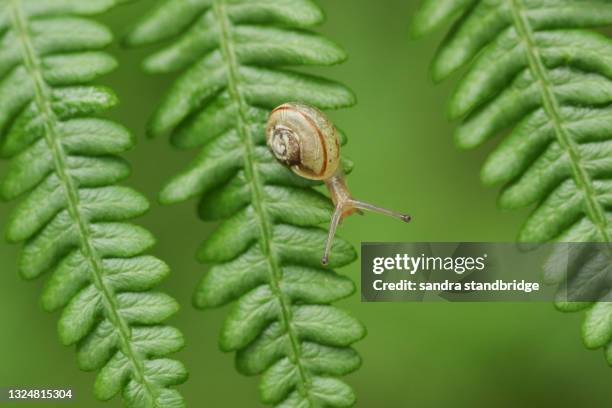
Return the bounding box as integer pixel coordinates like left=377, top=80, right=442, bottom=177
left=213, top=0, right=315, bottom=402
left=8, top=0, right=161, bottom=402
left=509, top=0, right=610, bottom=242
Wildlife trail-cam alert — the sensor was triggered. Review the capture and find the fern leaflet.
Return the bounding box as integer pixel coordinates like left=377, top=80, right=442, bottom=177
left=0, top=1, right=187, bottom=406
left=126, top=0, right=365, bottom=406
left=412, top=0, right=612, bottom=364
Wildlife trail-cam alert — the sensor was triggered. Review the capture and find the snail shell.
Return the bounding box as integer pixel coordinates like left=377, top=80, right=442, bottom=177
left=266, top=103, right=340, bottom=181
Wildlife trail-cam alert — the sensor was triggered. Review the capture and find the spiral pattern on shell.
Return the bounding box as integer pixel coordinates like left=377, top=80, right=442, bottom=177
left=266, top=103, right=340, bottom=181
left=269, top=125, right=301, bottom=167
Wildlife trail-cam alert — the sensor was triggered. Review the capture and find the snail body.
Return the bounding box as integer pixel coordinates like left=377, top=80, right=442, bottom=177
left=266, top=103, right=411, bottom=265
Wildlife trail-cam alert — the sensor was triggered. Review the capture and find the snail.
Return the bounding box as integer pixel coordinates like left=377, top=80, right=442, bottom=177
left=266, top=102, right=412, bottom=266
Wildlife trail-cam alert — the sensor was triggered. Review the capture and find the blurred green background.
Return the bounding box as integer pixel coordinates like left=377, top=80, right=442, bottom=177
left=1, top=1, right=611, bottom=407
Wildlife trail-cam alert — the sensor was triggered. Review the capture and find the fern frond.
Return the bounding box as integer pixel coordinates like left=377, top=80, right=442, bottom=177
left=412, top=0, right=612, bottom=363
left=0, top=1, right=187, bottom=406
left=126, top=0, right=365, bottom=406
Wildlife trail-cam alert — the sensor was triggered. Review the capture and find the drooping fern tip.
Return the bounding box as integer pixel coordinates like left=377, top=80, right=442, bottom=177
left=126, top=0, right=366, bottom=406
left=0, top=0, right=187, bottom=406
left=412, top=0, right=612, bottom=365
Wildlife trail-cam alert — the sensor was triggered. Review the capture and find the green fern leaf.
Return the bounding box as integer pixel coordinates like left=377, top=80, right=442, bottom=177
left=0, top=1, right=187, bottom=406
left=126, top=0, right=365, bottom=406
left=412, top=0, right=612, bottom=363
